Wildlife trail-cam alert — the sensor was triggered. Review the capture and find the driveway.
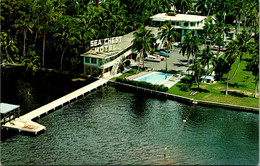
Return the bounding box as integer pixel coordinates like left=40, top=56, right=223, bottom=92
left=143, top=47, right=190, bottom=74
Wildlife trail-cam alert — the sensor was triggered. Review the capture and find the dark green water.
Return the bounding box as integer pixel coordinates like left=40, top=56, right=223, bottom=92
left=1, top=85, right=259, bottom=165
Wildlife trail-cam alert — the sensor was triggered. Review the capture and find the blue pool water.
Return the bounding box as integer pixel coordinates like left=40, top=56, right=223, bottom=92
left=137, top=72, right=172, bottom=84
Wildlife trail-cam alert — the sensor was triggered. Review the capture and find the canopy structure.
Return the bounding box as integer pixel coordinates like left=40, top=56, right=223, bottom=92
left=0, top=103, right=20, bottom=114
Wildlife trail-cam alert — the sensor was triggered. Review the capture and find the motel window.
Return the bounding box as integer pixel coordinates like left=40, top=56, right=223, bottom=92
left=85, top=57, right=90, bottom=63
left=184, top=22, right=188, bottom=27
left=190, top=22, right=195, bottom=26
left=91, top=58, right=97, bottom=64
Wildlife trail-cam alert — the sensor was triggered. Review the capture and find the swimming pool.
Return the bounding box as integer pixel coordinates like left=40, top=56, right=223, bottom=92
left=136, top=72, right=172, bottom=84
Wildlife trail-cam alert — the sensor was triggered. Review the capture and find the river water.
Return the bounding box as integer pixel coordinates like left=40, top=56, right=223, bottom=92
left=1, top=69, right=259, bottom=165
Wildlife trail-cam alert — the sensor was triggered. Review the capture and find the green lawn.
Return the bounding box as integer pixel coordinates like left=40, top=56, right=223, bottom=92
left=168, top=55, right=259, bottom=108
left=111, top=58, right=259, bottom=108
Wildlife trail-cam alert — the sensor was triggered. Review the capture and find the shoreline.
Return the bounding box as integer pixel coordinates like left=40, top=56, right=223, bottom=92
left=109, top=80, right=259, bottom=113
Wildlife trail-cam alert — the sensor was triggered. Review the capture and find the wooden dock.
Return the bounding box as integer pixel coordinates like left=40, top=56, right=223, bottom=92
left=2, top=78, right=109, bottom=134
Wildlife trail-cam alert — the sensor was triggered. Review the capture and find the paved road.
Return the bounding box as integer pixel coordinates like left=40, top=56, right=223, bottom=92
left=143, top=47, right=190, bottom=74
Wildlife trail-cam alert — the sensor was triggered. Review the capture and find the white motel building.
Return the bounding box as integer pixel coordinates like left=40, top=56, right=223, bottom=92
left=150, top=13, right=208, bottom=41
left=80, top=13, right=209, bottom=77
left=80, top=27, right=159, bottom=77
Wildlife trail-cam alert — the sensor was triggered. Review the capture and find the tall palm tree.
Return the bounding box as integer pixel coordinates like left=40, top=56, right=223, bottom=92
left=53, top=16, right=81, bottom=70
left=224, top=40, right=239, bottom=95
left=200, top=45, right=215, bottom=79
left=179, top=31, right=201, bottom=64
left=131, top=25, right=154, bottom=72
left=158, top=20, right=180, bottom=71
left=232, top=0, right=245, bottom=37
left=228, top=30, right=251, bottom=81
left=188, top=60, right=203, bottom=89
left=175, top=0, right=192, bottom=14
left=13, top=11, right=34, bottom=57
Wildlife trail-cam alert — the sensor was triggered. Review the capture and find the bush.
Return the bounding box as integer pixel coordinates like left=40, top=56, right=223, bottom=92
left=178, top=76, right=193, bottom=91
left=167, top=12, right=176, bottom=16
left=124, top=59, right=131, bottom=66
left=116, top=77, right=168, bottom=92
left=179, top=84, right=191, bottom=92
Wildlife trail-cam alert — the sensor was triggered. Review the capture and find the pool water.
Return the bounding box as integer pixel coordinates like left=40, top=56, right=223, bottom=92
left=136, top=72, right=172, bottom=84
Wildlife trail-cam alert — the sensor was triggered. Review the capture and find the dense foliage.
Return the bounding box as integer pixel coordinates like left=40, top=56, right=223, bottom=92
left=1, top=0, right=258, bottom=76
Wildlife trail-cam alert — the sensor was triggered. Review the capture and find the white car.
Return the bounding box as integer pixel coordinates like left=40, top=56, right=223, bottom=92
left=144, top=56, right=161, bottom=62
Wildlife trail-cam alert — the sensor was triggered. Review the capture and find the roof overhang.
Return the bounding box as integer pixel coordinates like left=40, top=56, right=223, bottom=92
left=0, top=103, right=20, bottom=114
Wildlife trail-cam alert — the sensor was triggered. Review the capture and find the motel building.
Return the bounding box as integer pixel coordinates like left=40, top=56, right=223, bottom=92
left=80, top=27, right=159, bottom=77
left=150, top=13, right=208, bottom=41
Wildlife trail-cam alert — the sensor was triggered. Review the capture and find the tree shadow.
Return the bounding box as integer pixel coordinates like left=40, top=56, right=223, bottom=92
left=178, top=59, right=188, bottom=63
left=192, top=88, right=210, bottom=93
left=221, top=91, right=248, bottom=97
left=220, top=82, right=247, bottom=88
left=173, top=63, right=189, bottom=67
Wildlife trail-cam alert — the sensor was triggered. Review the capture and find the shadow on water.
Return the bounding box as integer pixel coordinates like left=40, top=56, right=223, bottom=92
left=1, top=67, right=96, bottom=114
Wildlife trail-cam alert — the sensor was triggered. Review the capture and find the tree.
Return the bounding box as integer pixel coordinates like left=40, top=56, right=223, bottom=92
left=202, top=16, right=214, bottom=44
left=13, top=11, right=34, bottom=57
left=187, top=60, right=203, bottom=89
left=0, top=31, right=19, bottom=64
left=53, top=16, right=81, bottom=70
left=131, top=25, right=154, bottom=72
left=158, top=20, right=180, bottom=71
left=224, top=40, right=239, bottom=95
left=246, top=38, right=259, bottom=98
left=175, top=0, right=192, bottom=14
left=199, top=45, right=215, bottom=80
left=179, top=31, right=201, bottom=64
left=228, top=30, right=251, bottom=81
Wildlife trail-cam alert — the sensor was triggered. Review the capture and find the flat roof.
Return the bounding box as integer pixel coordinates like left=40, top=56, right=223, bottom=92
left=200, top=75, right=214, bottom=79
left=0, top=103, right=20, bottom=114
left=150, top=13, right=207, bottom=22
left=81, top=27, right=160, bottom=59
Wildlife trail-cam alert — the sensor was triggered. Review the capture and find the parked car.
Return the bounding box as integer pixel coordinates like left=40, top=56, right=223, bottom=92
left=144, top=55, right=161, bottom=62
left=153, top=54, right=165, bottom=61
left=159, top=51, right=170, bottom=57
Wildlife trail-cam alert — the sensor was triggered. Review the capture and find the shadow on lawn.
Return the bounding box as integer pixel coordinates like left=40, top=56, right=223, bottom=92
left=221, top=91, right=248, bottom=97
left=221, top=82, right=247, bottom=88
left=192, top=88, right=210, bottom=93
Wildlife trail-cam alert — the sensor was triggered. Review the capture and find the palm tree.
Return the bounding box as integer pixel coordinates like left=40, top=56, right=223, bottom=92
left=175, top=0, right=192, bottom=14
left=13, top=11, right=34, bottom=57
left=131, top=25, right=154, bottom=72
left=179, top=31, right=201, bottom=64
left=202, top=16, right=214, bottom=45
left=158, top=21, right=180, bottom=71
left=53, top=16, right=81, bottom=70
left=187, top=60, right=203, bottom=89
left=224, top=40, right=239, bottom=95
left=232, top=0, right=245, bottom=37
left=246, top=43, right=259, bottom=98
left=228, top=30, right=251, bottom=81
left=199, top=45, right=215, bottom=81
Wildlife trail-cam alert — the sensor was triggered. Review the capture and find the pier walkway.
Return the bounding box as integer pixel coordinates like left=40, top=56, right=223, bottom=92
left=2, top=78, right=110, bottom=135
